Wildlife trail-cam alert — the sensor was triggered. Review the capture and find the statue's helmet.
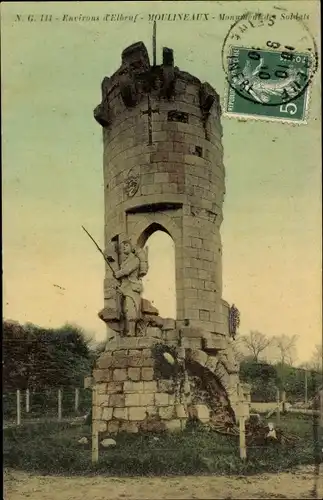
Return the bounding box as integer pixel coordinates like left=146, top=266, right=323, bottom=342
left=119, top=234, right=134, bottom=251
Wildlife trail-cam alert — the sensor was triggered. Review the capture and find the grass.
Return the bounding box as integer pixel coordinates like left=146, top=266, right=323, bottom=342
left=3, top=413, right=322, bottom=477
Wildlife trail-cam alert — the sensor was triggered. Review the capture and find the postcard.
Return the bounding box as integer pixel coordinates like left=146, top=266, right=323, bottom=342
left=2, top=1, right=322, bottom=499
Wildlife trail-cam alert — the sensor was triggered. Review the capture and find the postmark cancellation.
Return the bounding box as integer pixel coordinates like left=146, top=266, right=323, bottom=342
left=223, top=46, right=313, bottom=123
left=221, top=12, right=318, bottom=124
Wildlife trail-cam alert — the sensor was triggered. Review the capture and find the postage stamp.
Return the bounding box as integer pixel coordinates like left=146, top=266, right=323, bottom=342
left=222, top=11, right=319, bottom=123
left=224, top=46, right=312, bottom=123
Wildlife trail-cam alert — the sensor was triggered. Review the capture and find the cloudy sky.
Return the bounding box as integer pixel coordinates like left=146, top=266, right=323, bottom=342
left=2, top=1, right=321, bottom=363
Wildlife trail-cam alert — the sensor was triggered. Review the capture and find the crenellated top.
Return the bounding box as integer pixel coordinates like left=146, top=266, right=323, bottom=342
left=94, top=41, right=221, bottom=128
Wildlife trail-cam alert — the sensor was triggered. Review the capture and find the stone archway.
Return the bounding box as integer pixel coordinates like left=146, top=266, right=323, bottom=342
left=140, top=226, right=176, bottom=319
left=129, top=212, right=182, bottom=249
left=137, top=222, right=171, bottom=248
left=127, top=211, right=184, bottom=320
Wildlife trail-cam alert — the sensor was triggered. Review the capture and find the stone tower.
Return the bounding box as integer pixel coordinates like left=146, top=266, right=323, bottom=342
left=91, top=41, right=250, bottom=435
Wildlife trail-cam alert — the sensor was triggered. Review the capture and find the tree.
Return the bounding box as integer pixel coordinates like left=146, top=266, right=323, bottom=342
left=32, top=323, right=92, bottom=388
left=239, top=359, right=278, bottom=401
left=2, top=320, right=92, bottom=391
left=272, top=335, right=298, bottom=403
left=239, top=330, right=273, bottom=362
left=3, top=320, right=31, bottom=391
left=273, top=334, right=298, bottom=365
left=309, top=344, right=322, bottom=372
left=228, top=337, right=246, bottom=363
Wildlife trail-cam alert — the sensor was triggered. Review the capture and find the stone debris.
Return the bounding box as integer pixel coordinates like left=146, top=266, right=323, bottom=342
left=101, top=438, right=117, bottom=448
left=77, top=437, right=88, bottom=444
left=266, top=422, right=277, bottom=440
left=245, top=419, right=300, bottom=446
left=163, top=352, right=175, bottom=365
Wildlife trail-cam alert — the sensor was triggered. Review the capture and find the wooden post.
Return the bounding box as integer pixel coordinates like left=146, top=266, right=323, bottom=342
left=281, top=390, right=286, bottom=413
left=58, top=388, right=62, bottom=421
left=152, top=20, right=157, bottom=66
left=26, top=388, right=30, bottom=413
left=276, top=388, right=280, bottom=423
left=239, top=415, right=247, bottom=460
left=304, top=370, right=308, bottom=405
left=16, top=390, right=21, bottom=426
left=320, top=389, right=323, bottom=427
left=75, top=388, right=80, bottom=412
left=92, top=384, right=99, bottom=464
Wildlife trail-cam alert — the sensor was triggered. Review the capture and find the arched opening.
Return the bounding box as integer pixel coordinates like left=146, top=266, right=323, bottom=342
left=140, top=226, right=176, bottom=319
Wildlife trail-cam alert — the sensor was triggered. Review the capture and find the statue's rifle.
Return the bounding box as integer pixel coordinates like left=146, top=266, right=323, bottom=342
left=81, top=226, right=119, bottom=282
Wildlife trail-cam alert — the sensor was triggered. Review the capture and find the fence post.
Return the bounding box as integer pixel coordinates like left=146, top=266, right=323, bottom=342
left=239, top=415, right=247, bottom=460
left=92, top=384, right=99, bottom=464
left=26, top=389, right=30, bottom=413
left=320, top=389, right=323, bottom=427
left=75, top=388, right=80, bottom=412
left=281, top=390, right=286, bottom=413
left=17, top=390, right=21, bottom=426
left=276, top=388, right=280, bottom=424
left=58, top=388, right=62, bottom=421
left=304, top=370, right=308, bottom=405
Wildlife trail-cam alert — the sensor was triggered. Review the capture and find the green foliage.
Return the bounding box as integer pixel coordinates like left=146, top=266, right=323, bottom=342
left=2, top=321, right=30, bottom=390
left=240, top=359, right=277, bottom=382
left=239, top=359, right=322, bottom=403
left=3, top=414, right=320, bottom=476
left=240, top=360, right=278, bottom=402
left=3, top=320, right=92, bottom=392
left=274, top=362, right=322, bottom=402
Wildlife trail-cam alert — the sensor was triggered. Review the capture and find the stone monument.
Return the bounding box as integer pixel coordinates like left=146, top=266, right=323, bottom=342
left=91, top=41, right=250, bottom=435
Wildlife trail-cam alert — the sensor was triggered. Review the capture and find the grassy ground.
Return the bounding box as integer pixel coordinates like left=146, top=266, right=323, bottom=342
left=3, top=413, right=322, bottom=477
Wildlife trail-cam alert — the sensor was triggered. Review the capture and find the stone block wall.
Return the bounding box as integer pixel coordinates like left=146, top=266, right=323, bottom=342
left=92, top=325, right=250, bottom=436
left=93, top=343, right=187, bottom=434
left=95, top=42, right=226, bottom=335
left=92, top=41, right=250, bottom=437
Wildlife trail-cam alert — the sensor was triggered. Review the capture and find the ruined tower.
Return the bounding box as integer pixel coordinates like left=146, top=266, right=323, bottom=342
left=91, top=41, right=250, bottom=435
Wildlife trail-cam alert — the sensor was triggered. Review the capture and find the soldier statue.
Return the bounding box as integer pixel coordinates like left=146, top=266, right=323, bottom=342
left=81, top=226, right=148, bottom=337
left=114, top=236, right=148, bottom=336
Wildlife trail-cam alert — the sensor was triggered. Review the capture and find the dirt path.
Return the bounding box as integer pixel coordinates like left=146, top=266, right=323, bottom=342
left=4, top=466, right=323, bottom=499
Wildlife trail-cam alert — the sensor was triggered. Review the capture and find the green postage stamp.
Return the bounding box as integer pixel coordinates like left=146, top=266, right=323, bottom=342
left=224, top=46, right=312, bottom=123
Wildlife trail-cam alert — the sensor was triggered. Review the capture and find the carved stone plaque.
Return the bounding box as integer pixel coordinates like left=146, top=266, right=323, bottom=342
left=124, top=167, right=140, bottom=198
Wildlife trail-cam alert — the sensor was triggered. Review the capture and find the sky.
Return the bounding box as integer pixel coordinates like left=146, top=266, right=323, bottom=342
left=2, top=1, right=321, bottom=363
